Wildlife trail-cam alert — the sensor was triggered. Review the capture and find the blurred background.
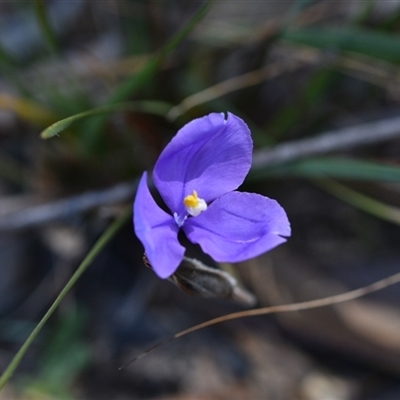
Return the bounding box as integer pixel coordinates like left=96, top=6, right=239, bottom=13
left=1, top=0, right=400, bottom=399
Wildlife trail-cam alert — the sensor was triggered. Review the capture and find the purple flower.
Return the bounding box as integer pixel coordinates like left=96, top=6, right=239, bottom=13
left=134, top=112, right=290, bottom=279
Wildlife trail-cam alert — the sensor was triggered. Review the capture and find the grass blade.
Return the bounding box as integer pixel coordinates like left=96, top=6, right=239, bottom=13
left=110, top=0, right=213, bottom=104
left=40, top=100, right=172, bottom=139
left=252, top=157, right=400, bottom=182
left=282, top=27, right=400, bottom=63
left=34, top=0, right=58, bottom=53
left=314, top=178, right=400, bottom=225
left=83, top=0, right=212, bottom=150
left=0, top=208, right=132, bottom=392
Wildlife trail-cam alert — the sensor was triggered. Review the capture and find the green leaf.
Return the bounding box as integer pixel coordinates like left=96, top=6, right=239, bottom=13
left=380, top=4, right=400, bottom=31
left=265, top=68, right=335, bottom=139
left=109, top=0, right=213, bottom=104
left=112, top=1, right=213, bottom=102
left=40, top=311, right=90, bottom=389
left=251, top=157, right=400, bottom=182
left=40, top=100, right=172, bottom=139
left=286, top=0, right=316, bottom=21
left=20, top=311, right=90, bottom=399
left=0, top=42, right=18, bottom=67
left=83, top=0, right=213, bottom=151
left=34, top=0, right=58, bottom=53
left=282, top=27, right=400, bottom=63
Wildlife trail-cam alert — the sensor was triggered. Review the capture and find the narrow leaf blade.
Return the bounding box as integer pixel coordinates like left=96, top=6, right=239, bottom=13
left=40, top=101, right=172, bottom=139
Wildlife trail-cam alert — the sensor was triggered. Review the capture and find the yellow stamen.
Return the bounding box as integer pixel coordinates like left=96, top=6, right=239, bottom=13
left=184, top=190, right=199, bottom=208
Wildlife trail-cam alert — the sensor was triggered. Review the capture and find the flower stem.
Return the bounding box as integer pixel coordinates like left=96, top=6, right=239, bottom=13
left=0, top=208, right=132, bottom=392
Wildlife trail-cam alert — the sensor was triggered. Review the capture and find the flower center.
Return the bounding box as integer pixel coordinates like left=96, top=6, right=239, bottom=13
left=184, top=190, right=207, bottom=217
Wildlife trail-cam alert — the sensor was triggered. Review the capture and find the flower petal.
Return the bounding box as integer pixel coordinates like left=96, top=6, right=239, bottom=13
left=153, top=112, right=253, bottom=217
left=133, top=172, right=185, bottom=278
left=183, top=191, right=290, bottom=262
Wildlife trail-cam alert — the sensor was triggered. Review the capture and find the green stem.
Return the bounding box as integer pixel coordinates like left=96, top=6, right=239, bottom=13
left=0, top=208, right=132, bottom=392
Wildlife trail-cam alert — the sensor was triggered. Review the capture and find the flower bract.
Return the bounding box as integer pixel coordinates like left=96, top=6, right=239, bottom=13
left=134, top=112, right=290, bottom=279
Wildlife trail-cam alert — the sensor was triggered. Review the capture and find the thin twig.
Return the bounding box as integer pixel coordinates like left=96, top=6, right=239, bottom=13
left=1, top=115, right=400, bottom=232
left=120, top=269, right=400, bottom=367
left=167, top=56, right=313, bottom=121
left=252, top=115, right=400, bottom=168
left=0, top=179, right=139, bottom=231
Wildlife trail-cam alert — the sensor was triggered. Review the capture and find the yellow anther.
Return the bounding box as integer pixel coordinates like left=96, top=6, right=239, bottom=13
left=183, top=190, right=207, bottom=217
left=184, top=190, right=199, bottom=208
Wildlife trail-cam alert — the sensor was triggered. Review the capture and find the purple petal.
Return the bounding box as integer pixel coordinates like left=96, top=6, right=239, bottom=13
left=153, top=112, right=253, bottom=217
left=183, top=191, right=290, bottom=262
left=133, top=172, right=185, bottom=278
